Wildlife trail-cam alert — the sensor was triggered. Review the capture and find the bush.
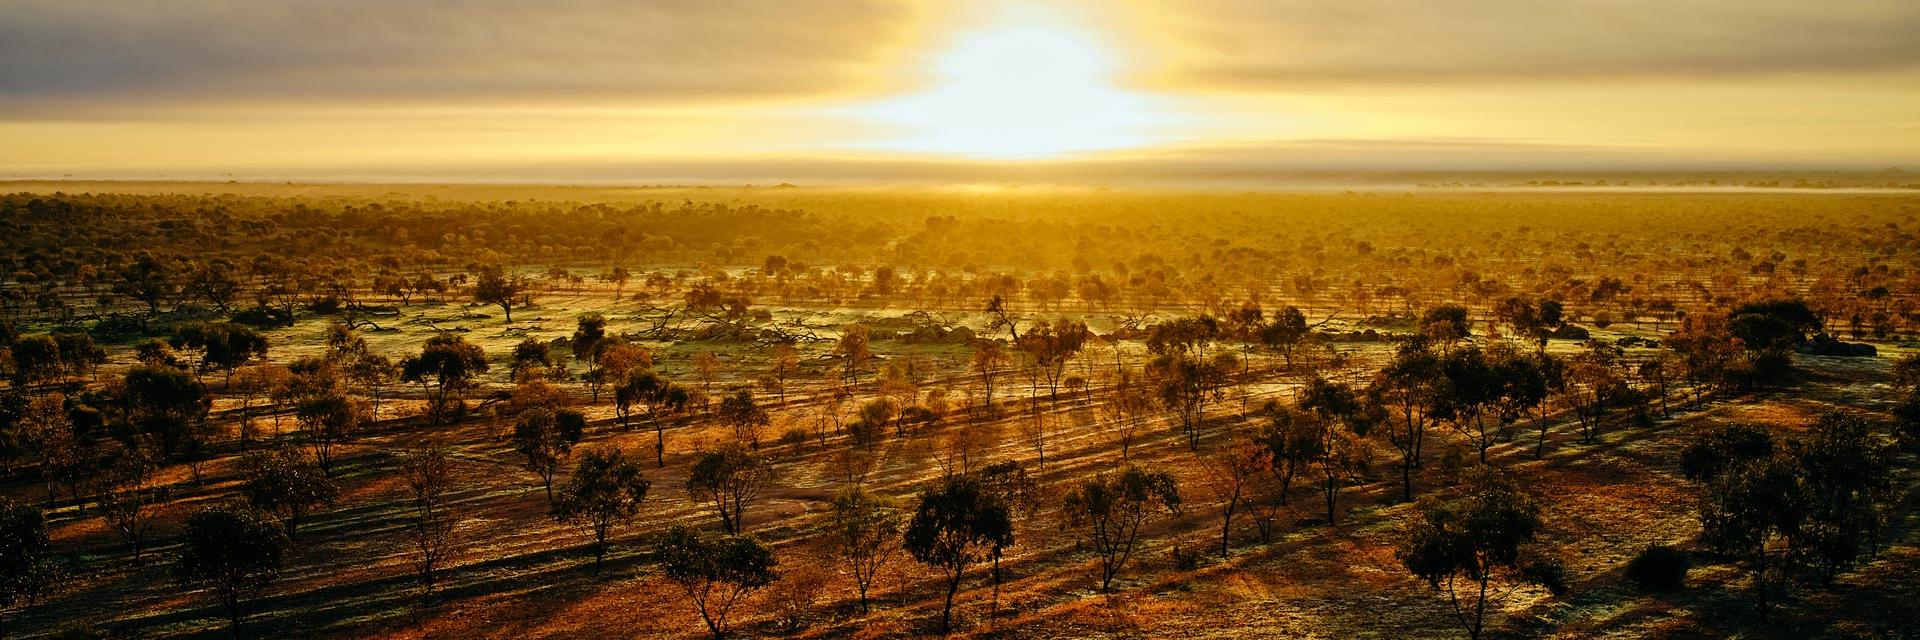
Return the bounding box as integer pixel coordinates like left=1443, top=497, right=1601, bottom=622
left=1171, top=543, right=1205, bottom=571
left=306, top=296, right=342, bottom=314
left=231, top=306, right=294, bottom=328
left=1625, top=545, right=1689, bottom=591
left=1521, top=556, right=1570, bottom=596
left=1894, top=393, right=1920, bottom=452
left=778, top=428, right=809, bottom=448
left=847, top=419, right=884, bottom=447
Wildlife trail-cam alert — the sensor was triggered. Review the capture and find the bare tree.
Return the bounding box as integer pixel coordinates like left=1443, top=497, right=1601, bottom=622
left=401, top=447, right=463, bottom=597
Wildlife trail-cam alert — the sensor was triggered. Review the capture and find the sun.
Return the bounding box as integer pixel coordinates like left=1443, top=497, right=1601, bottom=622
left=846, top=5, right=1180, bottom=160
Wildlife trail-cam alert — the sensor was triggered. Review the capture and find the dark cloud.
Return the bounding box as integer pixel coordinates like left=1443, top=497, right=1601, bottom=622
left=1131, top=0, right=1920, bottom=87
left=0, top=0, right=920, bottom=105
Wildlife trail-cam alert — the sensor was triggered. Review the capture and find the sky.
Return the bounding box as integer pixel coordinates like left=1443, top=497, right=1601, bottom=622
left=2, top=0, right=1917, bottom=183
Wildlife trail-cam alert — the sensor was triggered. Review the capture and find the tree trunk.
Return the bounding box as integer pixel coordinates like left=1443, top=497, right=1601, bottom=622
left=594, top=528, right=607, bottom=573
left=655, top=421, right=666, bottom=468
left=1401, top=448, right=1414, bottom=502
left=940, top=570, right=962, bottom=634
left=1324, top=469, right=1338, bottom=525
left=1220, top=497, right=1237, bottom=558
left=1470, top=572, right=1489, bottom=640
left=226, top=592, right=243, bottom=639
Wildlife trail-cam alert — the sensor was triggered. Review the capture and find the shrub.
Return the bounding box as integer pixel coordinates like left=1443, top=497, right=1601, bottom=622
left=1624, top=545, right=1689, bottom=591
left=230, top=306, right=294, bottom=328
left=1171, top=543, right=1205, bottom=571
left=847, top=419, right=885, bottom=447
left=1521, top=556, right=1570, bottom=596
left=778, top=428, right=809, bottom=448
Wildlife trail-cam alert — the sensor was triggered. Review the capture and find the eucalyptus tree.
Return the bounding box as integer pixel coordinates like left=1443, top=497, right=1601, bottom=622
left=1063, top=465, right=1181, bottom=589
left=174, top=506, right=289, bottom=639
left=553, top=447, right=651, bottom=572
left=1396, top=469, right=1562, bottom=640
left=400, top=334, right=489, bottom=425
left=657, top=526, right=778, bottom=640
left=472, top=265, right=533, bottom=323
left=826, top=486, right=901, bottom=612
left=904, top=476, right=1014, bottom=634
left=686, top=443, right=773, bottom=534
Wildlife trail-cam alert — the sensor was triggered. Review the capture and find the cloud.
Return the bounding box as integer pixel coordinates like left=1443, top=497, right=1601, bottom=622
left=0, top=0, right=924, bottom=108
left=1121, top=0, right=1920, bottom=88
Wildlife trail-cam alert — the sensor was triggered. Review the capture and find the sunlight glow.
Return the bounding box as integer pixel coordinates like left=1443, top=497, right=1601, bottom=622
left=847, top=6, right=1182, bottom=159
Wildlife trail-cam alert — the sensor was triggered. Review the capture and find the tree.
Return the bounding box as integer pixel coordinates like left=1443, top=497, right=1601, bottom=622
left=400, top=334, right=488, bottom=425
left=345, top=352, right=396, bottom=424
left=8, top=335, right=63, bottom=387
left=969, top=340, right=1010, bottom=414
left=692, top=351, right=722, bottom=402
left=510, top=337, right=556, bottom=382
left=686, top=444, right=772, bottom=534
left=1259, top=306, right=1310, bottom=366
left=119, top=364, right=211, bottom=458
left=238, top=446, right=337, bottom=541
left=1104, top=368, right=1155, bottom=459
left=295, top=393, right=362, bottom=474
left=169, top=322, right=269, bottom=384
left=600, top=266, right=631, bottom=302
left=1725, top=298, right=1820, bottom=385
left=1149, top=350, right=1236, bottom=450
left=767, top=344, right=799, bottom=406
left=0, top=498, right=58, bottom=637
left=232, top=364, right=288, bottom=449
left=1489, top=349, right=1552, bottom=459
left=512, top=407, right=586, bottom=502
left=657, top=525, right=779, bottom=640
left=904, top=475, right=1014, bottom=634
left=973, top=460, right=1040, bottom=606
left=1561, top=342, right=1626, bottom=443
left=717, top=390, right=771, bottom=448
left=174, top=507, right=289, bottom=639
left=1420, top=304, right=1473, bottom=346
left=826, top=486, right=901, bottom=612
left=51, top=331, right=105, bottom=380
left=1203, top=438, right=1263, bottom=557
left=1494, top=296, right=1563, bottom=351
left=1679, top=424, right=1775, bottom=484
left=1637, top=354, right=1680, bottom=419
left=1683, top=425, right=1804, bottom=621
left=1396, top=469, right=1560, bottom=640
left=14, top=393, right=72, bottom=506
left=1791, top=412, right=1894, bottom=582
left=615, top=368, right=684, bottom=467
left=1298, top=378, right=1375, bottom=524
left=114, top=251, right=176, bottom=313
left=552, top=447, right=651, bottom=572
left=571, top=314, right=610, bottom=397
left=1370, top=340, right=1443, bottom=501
left=1016, top=318, right=1090, bottom=403
left=1252, top=402, right=1317, bottom=538
left=472, top=265, right=532, bottom=324
left=99, top=442, right=165, bottom=564
left=836, top=324, right=872, bottom=387
left=1433, top=347, right=1501, bottom=463
left=400, top=447, right=462, bottom=598
left=1062, top=466, right=1181, bottom=590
